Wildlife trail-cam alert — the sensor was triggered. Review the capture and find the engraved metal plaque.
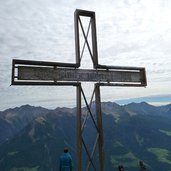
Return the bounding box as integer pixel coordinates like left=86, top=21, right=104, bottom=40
left=17, top=66, right=146, bottom=84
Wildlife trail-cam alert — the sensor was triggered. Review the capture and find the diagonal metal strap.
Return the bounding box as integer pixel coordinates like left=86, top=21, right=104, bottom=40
left=81, top=87, right=99, bottom=132
left=81, top=88, right=95, bottom=132
left=86, top=133, right=99, bottom=171
left=80, top=18, right=91, bottom=62
left=78, top=17, right=94, bottom=64
left=82, top=137, right=97, bottom=171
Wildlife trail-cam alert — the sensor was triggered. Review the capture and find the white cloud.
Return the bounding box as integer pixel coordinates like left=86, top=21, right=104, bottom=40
left=0, top=0, right=171, bottom=110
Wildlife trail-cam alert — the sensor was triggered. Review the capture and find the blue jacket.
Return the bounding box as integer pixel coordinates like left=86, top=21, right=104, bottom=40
left=59, top=152, right=73, bottom=171
left=140, top=166, right=147, bottom=171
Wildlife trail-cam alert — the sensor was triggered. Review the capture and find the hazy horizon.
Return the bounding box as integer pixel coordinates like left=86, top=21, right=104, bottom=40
left=1, top=94, right=170, bottom=112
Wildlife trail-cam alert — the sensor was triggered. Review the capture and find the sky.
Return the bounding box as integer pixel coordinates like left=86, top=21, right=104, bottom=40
left=0, top=0, right=171, bottom=111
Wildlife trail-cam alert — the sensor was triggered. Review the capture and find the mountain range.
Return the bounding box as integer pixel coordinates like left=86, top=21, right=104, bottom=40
left=0, top=102, right=171, bottom=171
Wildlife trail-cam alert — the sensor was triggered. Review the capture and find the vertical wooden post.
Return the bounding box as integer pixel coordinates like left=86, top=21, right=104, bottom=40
left=77, top=84, right=82, bottom=171
left=95, top=84, right=105, bottom=171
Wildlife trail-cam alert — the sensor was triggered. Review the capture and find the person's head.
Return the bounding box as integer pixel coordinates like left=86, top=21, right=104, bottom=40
left=139, top=160, right=144, bottom=167
left=139, top=160, right=146, bottom=169
left=64, top=147, right=69, bottom=153
left=118, top=165, right=124, bottom=171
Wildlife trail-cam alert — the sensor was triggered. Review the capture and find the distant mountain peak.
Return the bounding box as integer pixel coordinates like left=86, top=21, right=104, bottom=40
left=1, top=102, right=171, bottom=170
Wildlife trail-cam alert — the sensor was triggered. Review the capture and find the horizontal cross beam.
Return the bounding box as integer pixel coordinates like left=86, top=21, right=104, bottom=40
left=12, top=59, right=147, bottom=86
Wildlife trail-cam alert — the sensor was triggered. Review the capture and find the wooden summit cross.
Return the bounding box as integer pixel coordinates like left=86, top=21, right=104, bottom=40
left=11, top=9, right=147, bottom=171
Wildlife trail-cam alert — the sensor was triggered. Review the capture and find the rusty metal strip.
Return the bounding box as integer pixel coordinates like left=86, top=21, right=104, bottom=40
left=86, top=133, right=99, bottom=171
left=82, top=137, right=97, bottom=171
left=81, top=88, right=95, bottom=132
left=95, top=85, right=105, bottom=171
left=77, top=85, right=82, bottom=171
left=81, top=87, right=99, bottom=131
left=13, top=59, right=79, bottom=68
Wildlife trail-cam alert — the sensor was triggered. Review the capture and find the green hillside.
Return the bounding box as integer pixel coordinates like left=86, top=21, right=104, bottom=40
left=0, top=102, right=171, bottom=171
